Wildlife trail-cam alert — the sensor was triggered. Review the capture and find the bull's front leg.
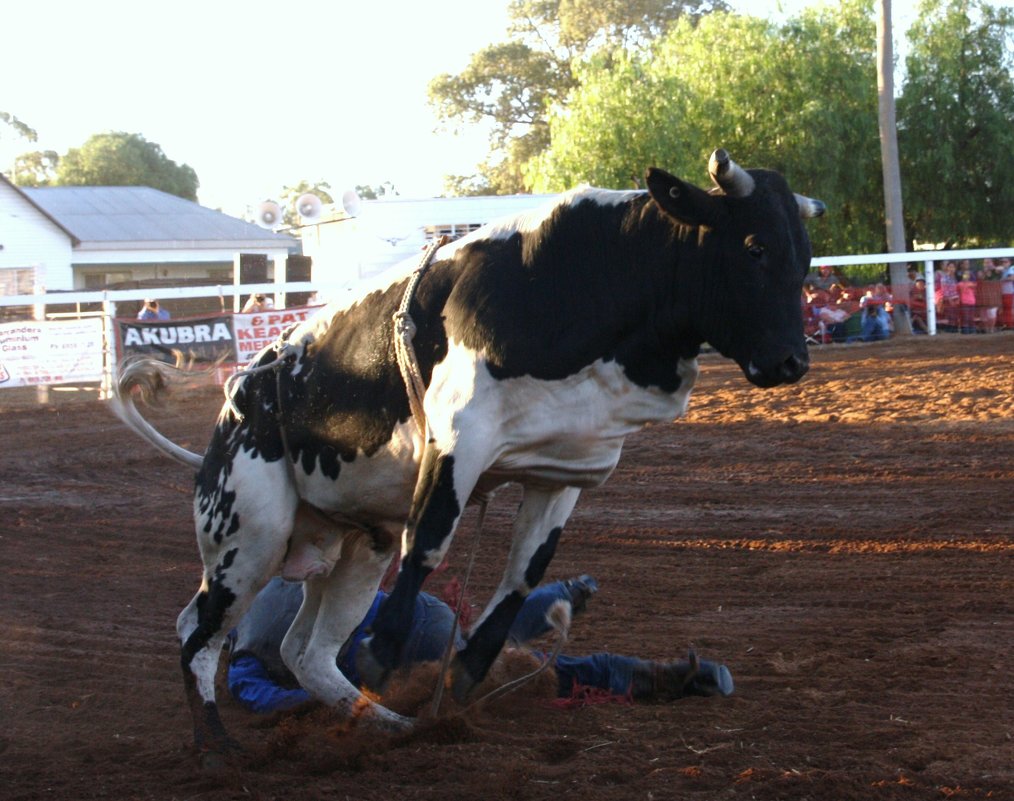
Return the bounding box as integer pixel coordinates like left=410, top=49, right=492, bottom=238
left=357, top=443, right=483, bottom=690
left=451, top=485, right=581, bottom=701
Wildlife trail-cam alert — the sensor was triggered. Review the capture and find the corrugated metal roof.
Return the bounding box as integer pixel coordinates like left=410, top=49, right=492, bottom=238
left=0, top=173, right=80, bottom=245
left=22, top=186, right=297, bottom=249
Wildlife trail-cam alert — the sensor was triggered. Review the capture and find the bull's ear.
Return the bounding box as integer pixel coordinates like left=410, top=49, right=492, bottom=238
left=646, top=167, right=725, bottom=228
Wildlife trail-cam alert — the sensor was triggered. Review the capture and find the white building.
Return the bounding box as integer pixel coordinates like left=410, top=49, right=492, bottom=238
left=299, top=192, right=560, bottom=287
left=0, top=175, right=298, bottom=294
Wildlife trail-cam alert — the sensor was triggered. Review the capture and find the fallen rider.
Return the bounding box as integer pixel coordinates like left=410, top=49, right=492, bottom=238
left=227, top=576, right=734, bottom=714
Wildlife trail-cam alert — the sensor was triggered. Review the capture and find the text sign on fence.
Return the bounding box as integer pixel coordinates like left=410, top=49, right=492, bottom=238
left=232, top=308, right=319, bottom=359
left=116, top=307, right=321, bottom=364
left=117, top=315, right=236, bottom=364
left=0, top=318, right=104, bottom=387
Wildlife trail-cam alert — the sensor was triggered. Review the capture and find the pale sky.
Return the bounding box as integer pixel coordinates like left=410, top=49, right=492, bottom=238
left=2, top=0, right=919, bottom=218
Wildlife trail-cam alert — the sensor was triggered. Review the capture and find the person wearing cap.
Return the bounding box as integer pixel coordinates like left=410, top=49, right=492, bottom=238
left=137, top=298, right=170, bottom=321
left=226, top=575, right=734, bottom=714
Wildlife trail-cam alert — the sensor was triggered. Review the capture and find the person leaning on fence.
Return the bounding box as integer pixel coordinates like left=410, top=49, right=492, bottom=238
left=226, top=576, right=734, bottom=714
left=242, top=293, right=274, bottom=313
left=137, top=298, right=170, bottom=321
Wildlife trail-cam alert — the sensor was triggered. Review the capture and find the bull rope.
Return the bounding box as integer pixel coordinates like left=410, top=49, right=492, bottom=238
left=429, top=498, right=487, bottom=718
left=393, top=235, right=447, bottom=435
left=222, top=337, right=299, bottom=423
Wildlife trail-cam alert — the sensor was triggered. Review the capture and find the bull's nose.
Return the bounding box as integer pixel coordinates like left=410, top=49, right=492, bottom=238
left=780, top=353, right=809, bottom=383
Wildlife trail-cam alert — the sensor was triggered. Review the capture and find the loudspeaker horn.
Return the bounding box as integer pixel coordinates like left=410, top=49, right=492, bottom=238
left=341, top=189, right=363, bottom=218
left=295, top=192, right=323, bottom=221
left=256, top=200, right=283, bottom=229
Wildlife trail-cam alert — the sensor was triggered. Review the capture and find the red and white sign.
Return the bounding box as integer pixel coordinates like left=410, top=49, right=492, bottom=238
left=232, top=307, right=321, bottom=361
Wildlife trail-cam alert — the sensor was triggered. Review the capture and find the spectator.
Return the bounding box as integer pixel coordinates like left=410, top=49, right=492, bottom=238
left=998, top=257, right=1014, bottom=330
left=137, top=298, right=170, bottom=321
left=976, top=260, right=1002, bottom=334
left=227, top=576, right=734, bottom=714
left=893, top=266, right=923, bottom=329
left=858, top=283, right=892, bottom=341
left=909, top=277, right=929, bottom=334
left=803, top=263, right=835, bottom=292
left=242, top=293, right=275, bottom=313
left=935, top=261, right=960, bottom=331
left=957, top=267, right=978, bottom=333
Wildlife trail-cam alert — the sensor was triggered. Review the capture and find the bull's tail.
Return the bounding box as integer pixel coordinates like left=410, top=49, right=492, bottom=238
left=109, top=358, right=204, bottom=469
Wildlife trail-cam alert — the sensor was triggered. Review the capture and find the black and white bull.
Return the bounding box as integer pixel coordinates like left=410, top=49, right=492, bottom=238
left=113, top=149, right=824, bottom=756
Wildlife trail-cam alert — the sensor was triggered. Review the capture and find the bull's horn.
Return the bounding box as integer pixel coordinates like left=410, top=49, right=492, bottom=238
left=709, top=148, right=755, bottom=198
left=795, top=193, right=827, bottom=219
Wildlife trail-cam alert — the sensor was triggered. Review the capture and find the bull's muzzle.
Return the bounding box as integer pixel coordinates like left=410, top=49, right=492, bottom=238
left=745, top=353, right=809, bottom=388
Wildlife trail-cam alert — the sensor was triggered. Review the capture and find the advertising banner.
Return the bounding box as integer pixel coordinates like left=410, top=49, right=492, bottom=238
left=117, top=315, right=235, bottom=364
left=0, top=318, right=104, bottom=387
left=232, top=307, right=321, bottom=362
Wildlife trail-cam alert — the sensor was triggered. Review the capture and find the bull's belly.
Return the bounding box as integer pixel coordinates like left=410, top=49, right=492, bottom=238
left=293, top=420, right=422, bottom=527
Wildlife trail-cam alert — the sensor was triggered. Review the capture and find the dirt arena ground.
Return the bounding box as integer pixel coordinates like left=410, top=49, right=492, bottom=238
left=1, top=334, right=1011, bottom=801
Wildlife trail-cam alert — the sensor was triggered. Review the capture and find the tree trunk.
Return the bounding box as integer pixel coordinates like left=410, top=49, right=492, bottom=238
left=877, top=0, right=912, bottom=334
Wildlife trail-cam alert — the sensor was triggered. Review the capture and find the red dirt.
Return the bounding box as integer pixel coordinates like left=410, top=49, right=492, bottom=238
left=2, top=334, right=1011, bottom=801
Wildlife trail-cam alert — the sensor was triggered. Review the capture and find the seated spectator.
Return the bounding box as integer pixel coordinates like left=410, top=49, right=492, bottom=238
left=820, top=287, right=861, bottom=342
left=858, top=283, right=892, bottom=341
left=802, top=285, right=832, bottom=343
left=805, top=264, right=841, bottom=291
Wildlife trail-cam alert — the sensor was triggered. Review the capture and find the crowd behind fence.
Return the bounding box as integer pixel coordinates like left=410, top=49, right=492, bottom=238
left=1, top=248, right=1013, bottom=395
left=804, top=253, right=1014, bottom=343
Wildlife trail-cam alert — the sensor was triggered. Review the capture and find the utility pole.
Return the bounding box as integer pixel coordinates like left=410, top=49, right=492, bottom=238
left=877, top=0, right=913, bottom=334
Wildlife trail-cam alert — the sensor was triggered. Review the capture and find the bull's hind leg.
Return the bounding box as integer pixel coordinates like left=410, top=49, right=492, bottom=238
left=281, top=532, right=411, bottom=731
left=178, top=449, right=297, bottom=759
left=451, top=485, right=581, bottom=701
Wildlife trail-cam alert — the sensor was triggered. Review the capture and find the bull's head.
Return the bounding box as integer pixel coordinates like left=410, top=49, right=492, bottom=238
left=646, top=149, right=825, bottom=388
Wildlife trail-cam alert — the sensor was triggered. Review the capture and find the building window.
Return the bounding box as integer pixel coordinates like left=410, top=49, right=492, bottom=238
left=0, top=267, right=36, bottom=296
left=83, top=271, right=134, bottom=289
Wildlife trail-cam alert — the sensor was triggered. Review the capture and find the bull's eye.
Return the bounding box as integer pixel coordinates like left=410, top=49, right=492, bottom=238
left=745, top=236, right=766, bottom=260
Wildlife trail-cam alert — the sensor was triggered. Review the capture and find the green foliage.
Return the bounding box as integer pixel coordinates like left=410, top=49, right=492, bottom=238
left=0, top=111, right=37, bottom=144
left=431, top=0, right=724, bottom=194
left=898, top=0, right=1014, bottom=247
left=528, top=2, right=882, bottom=255
left=354, top=181, right=399, bottom=200
left=56, top=132, right=199, bottom=200
left=12, top=150, right=60, bottom=186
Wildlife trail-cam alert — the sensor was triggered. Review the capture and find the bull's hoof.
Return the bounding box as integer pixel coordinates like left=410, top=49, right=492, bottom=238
left=199, top=749, right=231, bottom=772
left=195, top=735, right=243, bottom=771
left=450, top=659, right=480, bottom=704
left=355, top=635, right=392, bottom=693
